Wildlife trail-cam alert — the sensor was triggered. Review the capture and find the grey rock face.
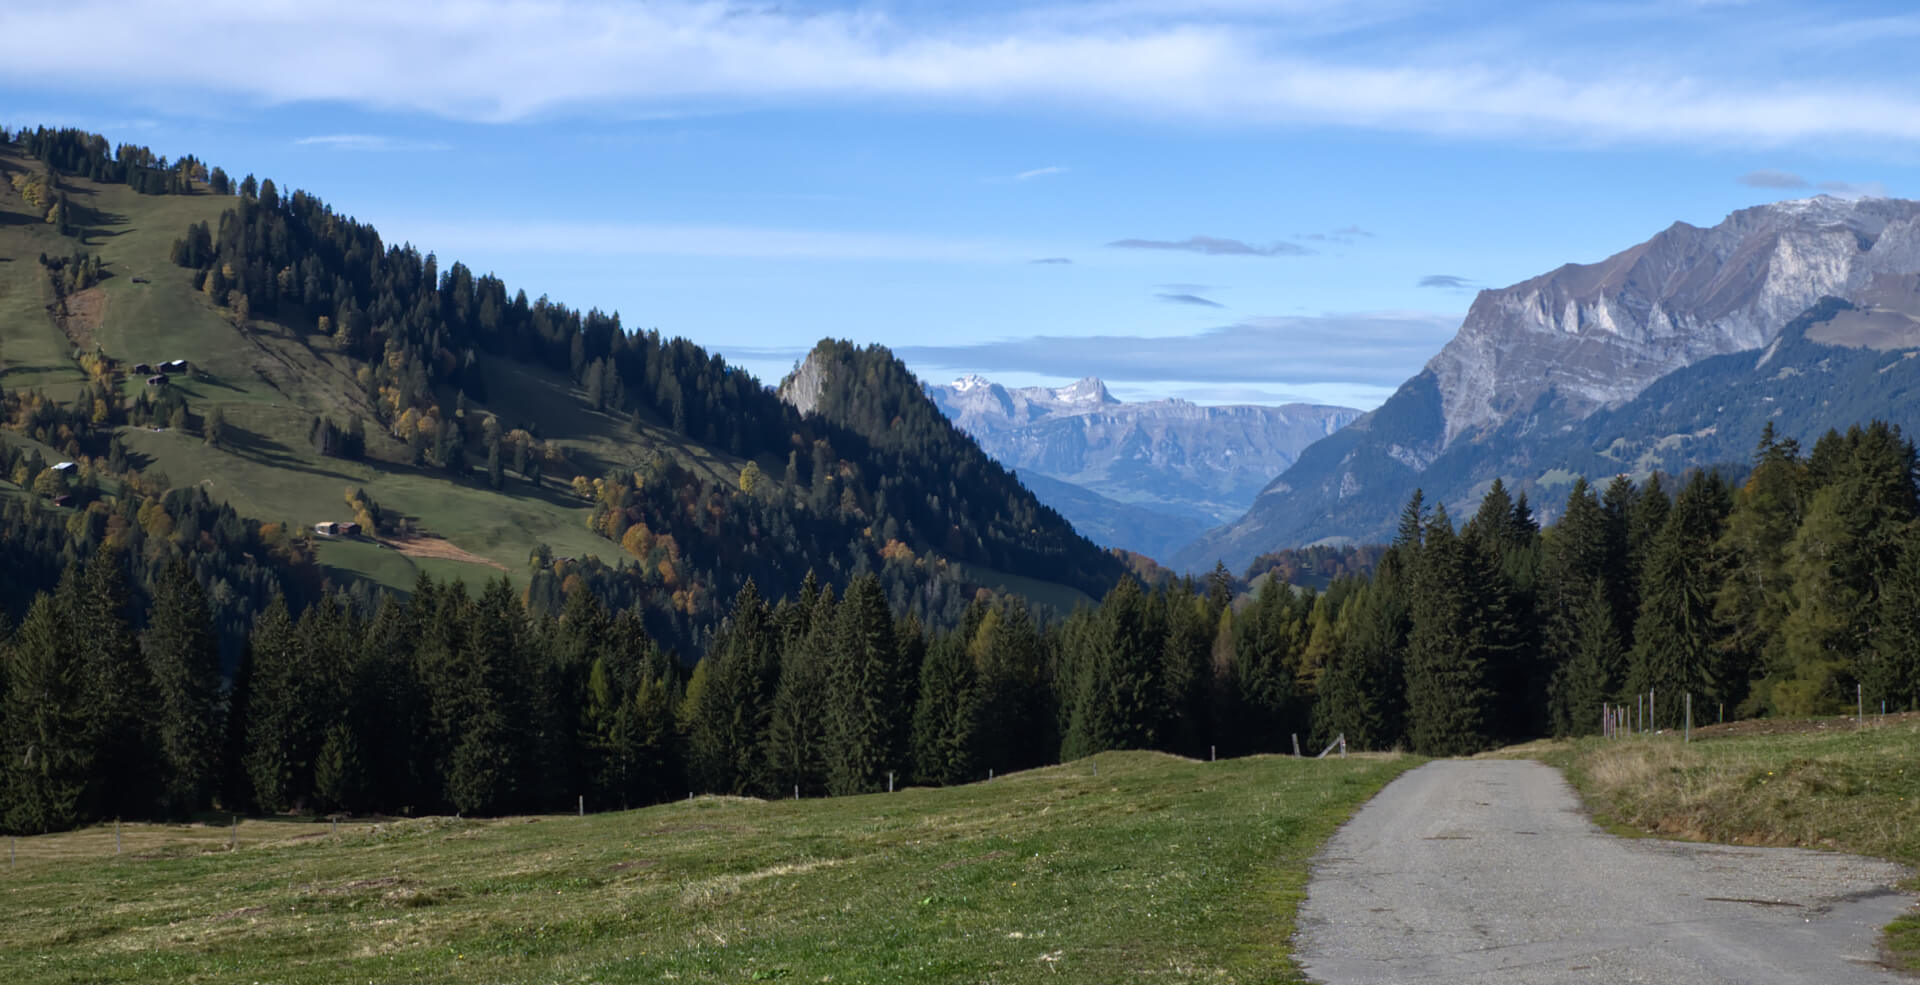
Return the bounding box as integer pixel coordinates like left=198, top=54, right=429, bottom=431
left=1430, top=195, right=1920, bottom=447
left=1179, top=195, right=1920, bottom=570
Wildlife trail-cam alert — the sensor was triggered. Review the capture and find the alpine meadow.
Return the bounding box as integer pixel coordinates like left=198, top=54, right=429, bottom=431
left=10, top=2, right=1920, bottom=979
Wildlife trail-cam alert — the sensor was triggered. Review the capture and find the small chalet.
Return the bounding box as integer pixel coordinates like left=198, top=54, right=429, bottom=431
left=51, top=494, right=74, bottom=508
left=339, top=521, right=362, bottom=536
left=160, top=359, right=190, bottom=374
left=131, top=362, right=152, bottom=374
left=314, top=521, right=342, bottom=536
left=146, top=374, right=168, bottom=387
left=50, top=461, right=78, bottom=474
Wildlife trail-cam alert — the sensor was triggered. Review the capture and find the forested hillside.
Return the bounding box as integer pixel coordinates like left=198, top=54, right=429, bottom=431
left=0, top=127, right=1119, bottom=655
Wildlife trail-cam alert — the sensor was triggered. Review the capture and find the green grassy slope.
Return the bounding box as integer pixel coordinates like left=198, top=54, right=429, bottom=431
left=0, top=750, right=1415, bottom=984
left=0, top=144, right=1096, bottom=604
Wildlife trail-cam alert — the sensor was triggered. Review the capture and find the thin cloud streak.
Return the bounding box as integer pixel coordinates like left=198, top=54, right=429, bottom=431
left=295, top=134, right=451, bottom=152
left=376, top=218, right=1025, bottom=262
left=1110, top=235, right=1313, bottom=257
left=1738, top=168, right=1808, bottom=188
left=892, top=312, right=1460, bottom=389
left=1015, top=165, right=1069, bottom=181
left=1418, top=274, right=1475, bottom=289
left=1156, top=292, right=1225, bottom=308
left=10, top=2, right=1920, bottom=145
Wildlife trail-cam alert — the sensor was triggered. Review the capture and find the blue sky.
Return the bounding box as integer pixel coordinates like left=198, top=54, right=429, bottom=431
left=7, top=0, right=1920, bottom=409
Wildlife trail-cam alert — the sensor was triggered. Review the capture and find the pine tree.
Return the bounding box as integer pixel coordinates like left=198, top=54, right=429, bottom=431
left=824, top=574, right=905, bottom=795
left=1712, top=424, right=1805, bottom=715
left=970, top=596, right=1052, bottom=774
left=1627, top=470, right=1732, bottom=727
left=1061, top=576, right=1163, bottom=758
left=910, top=632, right=979, bottom=785
left=1777, top=424, right=1919, bottom=714
left=1405, top=508, right=1496, bottom=755
left=65, top=549, right=159, bottom=819
left=143, top=560, right=223, bottom=816
left=243, top=595, right=310, bottom=812
left=1868, top=522, right=1920, bottom=711
left=687, top=580, right=780, bottom=794
left=1550, top=583, right=1625, bottom=735
left=765, top=584, right=834, bottom=796
left=1159, top=586, right=1214, bottom=756
left=1, top=594, right=91, bottom=833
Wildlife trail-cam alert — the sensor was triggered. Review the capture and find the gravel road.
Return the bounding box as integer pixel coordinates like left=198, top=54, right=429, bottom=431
left=1295, top=759, right=1917, bottom=984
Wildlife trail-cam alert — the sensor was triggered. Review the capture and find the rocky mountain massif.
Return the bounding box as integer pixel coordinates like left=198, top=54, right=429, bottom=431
left=923, top=375, right=1358, bottom=559
left=1179, top=195, right=1920, bottom=571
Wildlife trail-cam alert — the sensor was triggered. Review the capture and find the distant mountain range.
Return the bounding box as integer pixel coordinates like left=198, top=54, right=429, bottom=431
left=925, top=375, right=1358, bottom=559
left=1178, top=195, right=1920, bottom=571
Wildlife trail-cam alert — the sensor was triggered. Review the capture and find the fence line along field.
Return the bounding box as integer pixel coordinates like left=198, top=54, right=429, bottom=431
left=0, top=750, right=1414, bottom=985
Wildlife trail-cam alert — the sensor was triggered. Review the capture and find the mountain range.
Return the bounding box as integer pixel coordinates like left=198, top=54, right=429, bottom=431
left=922, top=375, right=1358, bottom=559
left=1178, top=195, right=1920, bottom=571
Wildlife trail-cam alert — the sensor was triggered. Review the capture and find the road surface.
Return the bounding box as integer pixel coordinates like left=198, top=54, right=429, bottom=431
left=1295, top=759, right=1916, bottom=984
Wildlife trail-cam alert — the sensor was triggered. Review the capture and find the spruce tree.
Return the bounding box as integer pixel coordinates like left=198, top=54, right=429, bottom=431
left=1627, top=470, right=1732, bottom=727
left=1550, top=583, right=1625, bottom=735
left=1712, top=424, right=1804, bottom=715
left=910, top=632, right=979, bottom=785
left=243, top=595, right=310, bottom=812
left=687, top=580, right=780, bottom=794
left=824, top=574, right=905, bottom=795
left=1, top=594, right=91, bottom=833
left=66, top=549, right=160, bottom=818
left=766, top=584, right=834, bottom=796
left=971, top=596, right=1052, bottom=774
left=143, top=559, right=223, bottom=816
left=1405, top=508, right=1495, bottom=755
left=1778, top=424, right=1918, bottom=714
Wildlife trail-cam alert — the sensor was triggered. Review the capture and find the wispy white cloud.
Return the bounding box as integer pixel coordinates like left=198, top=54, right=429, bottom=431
left=1818, top=179, right=1888, bottom=199
left=374, top=217, right=1028, bottom=262
left=1738, top=168, right=1808, bottom=189
left=7, top=1, right=1920, bottom=147
left=294, top=134, right=451, bottom=152
left=892, top=311, right=1459, bottom=391
left=1014, top=165, right=1069, bottom=181
left=1111, top=235, right=1313, bottom=257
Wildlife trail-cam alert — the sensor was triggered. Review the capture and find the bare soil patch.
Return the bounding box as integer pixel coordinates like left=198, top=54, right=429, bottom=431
left=379, top=532, right=507, bottom=571
left=48, top=284, right=105, bottom=350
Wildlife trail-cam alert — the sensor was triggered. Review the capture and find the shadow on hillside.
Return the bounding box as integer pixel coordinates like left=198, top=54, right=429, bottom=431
left=0, top=211, right=34, bottom=229
left=2, top=364, right=81, bottom=381
left=220, top=423, right=360, bottom=482
left=368, top=456, right=591, bottom=512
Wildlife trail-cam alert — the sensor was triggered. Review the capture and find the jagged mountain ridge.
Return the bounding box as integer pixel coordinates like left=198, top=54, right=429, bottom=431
left=1178, top=196, right=1920, bottom=570
left=922, top=374, right=1358, bottom=558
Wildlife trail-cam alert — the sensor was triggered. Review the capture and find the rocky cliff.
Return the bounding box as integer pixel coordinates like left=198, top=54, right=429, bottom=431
left=1179, top=195, right=1920, bottom=570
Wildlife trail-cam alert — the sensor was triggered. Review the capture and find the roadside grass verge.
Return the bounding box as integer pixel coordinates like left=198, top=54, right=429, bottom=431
left=0, top=750, right=1416, bottom=984
left=1536, top=720, right=1920, bottom=970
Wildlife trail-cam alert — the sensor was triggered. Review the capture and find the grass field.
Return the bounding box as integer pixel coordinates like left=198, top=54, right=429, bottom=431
left=1535, top=716, right=1920, bottom=968
left=0, top=750, right=1415, bottom=984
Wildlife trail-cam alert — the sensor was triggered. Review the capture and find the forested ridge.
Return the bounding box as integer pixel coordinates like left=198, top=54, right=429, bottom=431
left=6, top=127, right=1920, bottom=835
left=0, top=126, right=1120, bottom=656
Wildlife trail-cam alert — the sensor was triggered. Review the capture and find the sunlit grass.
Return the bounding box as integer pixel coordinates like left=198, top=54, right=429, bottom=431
left=0, top=750, right=1416, bottom=984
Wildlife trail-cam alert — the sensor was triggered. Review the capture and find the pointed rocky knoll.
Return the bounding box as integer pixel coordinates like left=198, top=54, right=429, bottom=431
left=1178, top=196, right=1920, bottom=571
left=925, top=375, right=1358, bottom=558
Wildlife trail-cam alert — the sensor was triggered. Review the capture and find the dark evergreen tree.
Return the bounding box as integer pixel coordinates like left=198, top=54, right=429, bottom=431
left=1404, top=508, right=1497, bottom=755
left=1627, top=470, right=1733, bottom=727
left=143, top=560, right=223, bottom=816
left=910, top=632, right=979, bottom=785
left=824, top=574, right=906, bottom=795
left=765, top=584, right=834, bottom=796
left=1, top=595, right=91, bottom=833
left=242, top=595, right=310, bottom=812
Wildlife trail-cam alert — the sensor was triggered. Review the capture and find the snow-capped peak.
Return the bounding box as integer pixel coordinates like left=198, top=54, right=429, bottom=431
left=950, top=373, right=995, bottom=392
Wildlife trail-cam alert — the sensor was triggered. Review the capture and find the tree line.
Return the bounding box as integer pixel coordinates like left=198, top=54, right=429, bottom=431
left=6, top=419, right=1920, bottom=833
